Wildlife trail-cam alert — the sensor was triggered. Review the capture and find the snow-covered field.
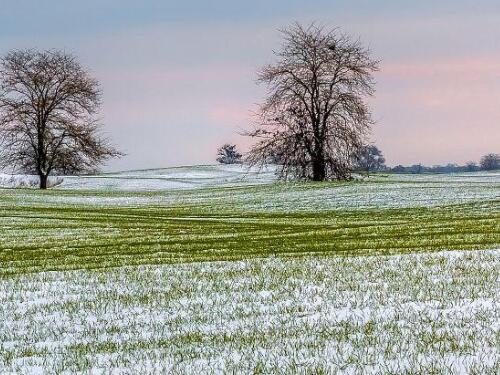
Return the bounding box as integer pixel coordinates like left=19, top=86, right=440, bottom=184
left=1, top=250, right=498, bottom=373
left=62, top=165, right=276, bottom=191
left=0, top=165, right=275, bottom=191
left=1, top=165, right=499, bottom=211
left=0, top=165, right=499, bottom=373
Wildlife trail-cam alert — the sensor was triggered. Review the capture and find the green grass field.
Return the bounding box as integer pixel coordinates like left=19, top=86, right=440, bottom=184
left=0, top=168, right=499, bottom=373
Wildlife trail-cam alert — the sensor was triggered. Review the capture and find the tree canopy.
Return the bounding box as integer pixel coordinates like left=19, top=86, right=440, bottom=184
left=247, top=23, right=379, bottom=181
left=216, top=144, right=242, bottom=164
left=0, top=49, right=121, bottom=188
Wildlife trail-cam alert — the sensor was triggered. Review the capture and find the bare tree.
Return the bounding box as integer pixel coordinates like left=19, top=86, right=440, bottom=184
left=0, top=50, right=121, bottom=189
left=480, top=153, right=499, bottom=171
left=216, top=144, right=242, bottom=164
left=246, top=23, right=379, bottom=181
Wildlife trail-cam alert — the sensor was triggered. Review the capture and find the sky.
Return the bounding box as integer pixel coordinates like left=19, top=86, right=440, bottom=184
left=0, top=0, right=499, bottom=170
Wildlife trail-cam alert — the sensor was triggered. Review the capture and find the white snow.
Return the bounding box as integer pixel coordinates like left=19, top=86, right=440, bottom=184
left=58, top=164, right=277, bottom=191
left=2, top=166, right=498, bottom=211
left=0, top=174, right=63, bottom=189
left=1, top=249, right=498, bottom=373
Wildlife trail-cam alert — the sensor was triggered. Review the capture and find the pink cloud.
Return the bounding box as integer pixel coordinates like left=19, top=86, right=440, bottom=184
left=372, top=57, right=500, bottom=165
left=382, top=58, right=500, bottom=79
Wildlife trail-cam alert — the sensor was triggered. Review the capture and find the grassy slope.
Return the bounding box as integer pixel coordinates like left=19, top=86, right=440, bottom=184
left=1, top=180, right=498, bottom=276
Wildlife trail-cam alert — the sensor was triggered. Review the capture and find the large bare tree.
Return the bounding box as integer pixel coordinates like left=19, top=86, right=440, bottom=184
left=0, top=49, right=121, bottom=189
left=247, top=23, right=379, bottom=181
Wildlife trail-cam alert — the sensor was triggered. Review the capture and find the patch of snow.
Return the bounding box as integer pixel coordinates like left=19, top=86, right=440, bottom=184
left=0, top=174, right=63, bottom=189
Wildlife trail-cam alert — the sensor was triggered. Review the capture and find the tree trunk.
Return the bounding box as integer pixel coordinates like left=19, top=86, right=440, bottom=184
left=312, top=158, right=326, bottom=181
left=39, top=174, right=48, bottom=189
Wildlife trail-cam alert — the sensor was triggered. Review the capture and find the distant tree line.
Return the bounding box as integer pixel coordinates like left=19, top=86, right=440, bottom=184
left=388, top=153, right=499, bottom=174
left=349, top=146, right=499, bottom=174
left=218, top=142, right=498, bottom=174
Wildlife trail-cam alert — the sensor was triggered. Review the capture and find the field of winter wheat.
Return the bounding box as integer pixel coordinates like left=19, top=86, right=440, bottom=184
left=1, top=166, right=499, bottom=373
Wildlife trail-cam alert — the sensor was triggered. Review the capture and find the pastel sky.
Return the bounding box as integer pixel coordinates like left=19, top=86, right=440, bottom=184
left=1, top=1, right=499, bottom=170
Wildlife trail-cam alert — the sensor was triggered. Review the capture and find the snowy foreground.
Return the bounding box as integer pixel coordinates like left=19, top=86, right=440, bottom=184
left=1, top=250, right=499, bottom=373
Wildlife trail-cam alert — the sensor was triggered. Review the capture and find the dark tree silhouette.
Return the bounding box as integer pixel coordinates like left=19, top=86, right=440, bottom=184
left=480, top=153, right=499, bottom=171
left=353, top=145, right=386, bottom=175
left=247, top=23, right=379, bottom=181
left=0, top=50, right=121, bottom=189
left=216, top=144, right=242, bottom=164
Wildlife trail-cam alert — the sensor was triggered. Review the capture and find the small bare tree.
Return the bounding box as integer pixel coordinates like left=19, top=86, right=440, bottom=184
left=216, top=144, right=242, bottom=164
left=247, top=23, right=379, bottom=181
left=480, top=153, right=499, bottom=171
left=0, top=49, right=121, bottom=189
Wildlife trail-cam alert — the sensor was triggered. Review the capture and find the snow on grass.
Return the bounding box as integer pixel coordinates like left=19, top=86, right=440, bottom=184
left=1, top=168, right=498, bottom=212
left=58, top=164, right=277, bottom=191
left=1, top=198, right=497, bottom=275
left=213, top=178, right=500, bottom=212
left=0, top=174, right=63, bottom=189
left=0, top=168, right=498, bottom=373
left=1, top=249, right=498, bottom=373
